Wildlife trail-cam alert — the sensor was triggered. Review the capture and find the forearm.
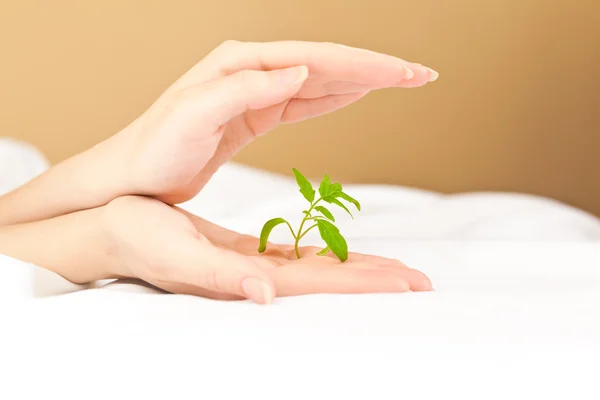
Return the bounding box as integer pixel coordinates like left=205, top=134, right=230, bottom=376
left=0, top=132, right=133, bottom=226
left=0, top=206, right=124, bottom=284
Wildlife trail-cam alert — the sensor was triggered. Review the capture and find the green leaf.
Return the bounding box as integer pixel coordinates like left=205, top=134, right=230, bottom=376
left=258, top=218, right=290, bottom=253
left=329, top=182, right=342, bottom=194
left=314, top=205, right=335, bottom=222
left=325, top=197, right=354, bottom=219
left=316, top=219, right=348, bottom=262
left=319, top=174, right=331, bottom=198
left=292, top=168, right=315, bottom=203
left=319, top=175, right=345, bottom=199
left=335, top=191, right=361, bottom=211
left=316, top=246, right=330, bottom=256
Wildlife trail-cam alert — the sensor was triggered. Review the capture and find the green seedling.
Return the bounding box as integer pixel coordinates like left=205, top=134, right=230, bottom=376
left=257, top=168, right=361, bottom=262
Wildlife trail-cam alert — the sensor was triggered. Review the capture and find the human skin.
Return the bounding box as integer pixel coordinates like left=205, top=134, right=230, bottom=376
left=0, top=40, right=437, bottom=303
left=0, top=40, right=437, bottom=225
left=0, top=196, right=432, bottom=304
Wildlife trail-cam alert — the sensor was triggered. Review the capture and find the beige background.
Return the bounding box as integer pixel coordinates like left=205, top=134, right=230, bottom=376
left=1, top=0, right=599, bottom=215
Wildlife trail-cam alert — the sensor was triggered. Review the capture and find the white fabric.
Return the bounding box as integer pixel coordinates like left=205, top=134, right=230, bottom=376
left=0, top=139, right=54, bottom=301
left=0, top=137, right=49, bottom=196
left=1, top=140, right=600, bottom=399
left=182, top=162, right=600, bottom=242
left=0, top=139, right=89, bottom=299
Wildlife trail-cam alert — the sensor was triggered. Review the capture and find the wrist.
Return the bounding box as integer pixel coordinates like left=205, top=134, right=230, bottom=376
left=0, top=206, right=126, bottom=284
left=97, top=200, right=136, bottom=281
left=0, top=129, right=135, bottom=226
left=61, top=131, right=135, bottom=208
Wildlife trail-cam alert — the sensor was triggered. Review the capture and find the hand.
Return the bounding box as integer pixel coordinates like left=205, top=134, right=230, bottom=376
left=102, top=196, right=433, bottom=304
left=115, top=40, right=438, bottom=204
left=0, top=40, right=438, bottom=226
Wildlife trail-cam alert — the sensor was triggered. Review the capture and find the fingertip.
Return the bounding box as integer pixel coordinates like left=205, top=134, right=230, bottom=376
left=426, top=67, right=439, bottom=82
left=275, top=65, right=309, bottom=85
left=412, top=272, right=434, bottom=292
left=395, top=63, right=436, bottom=88
left=241, top=277, right=275, bottom=304
left=383, top=264, right=433, bottom=292
left=295, top=65, right=309, bottom=84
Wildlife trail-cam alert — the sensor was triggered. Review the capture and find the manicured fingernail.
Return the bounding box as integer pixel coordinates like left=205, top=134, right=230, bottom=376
left=241, top=277, right=273, bottom=304
left=403, top=65, right=415, bottom=79
left=279, top=66, right=308, bottom=85
left=426, top=67, right=439, bottom=82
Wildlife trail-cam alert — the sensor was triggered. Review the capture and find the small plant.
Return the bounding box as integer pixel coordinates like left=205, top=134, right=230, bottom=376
left=257, top=168, right=361, bottom=262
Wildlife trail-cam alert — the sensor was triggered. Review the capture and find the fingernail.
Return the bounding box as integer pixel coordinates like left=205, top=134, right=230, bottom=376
left=241, top=277, right=273, bottom=304
left=403, top=65, right=415, bottom=80
left=426, top=67, right=439, bottom=82
left=279, top=66, right=308, bottom=85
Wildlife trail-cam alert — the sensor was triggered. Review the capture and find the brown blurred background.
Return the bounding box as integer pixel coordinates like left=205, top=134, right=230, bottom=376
left=1, top=0, right=599, bottom=215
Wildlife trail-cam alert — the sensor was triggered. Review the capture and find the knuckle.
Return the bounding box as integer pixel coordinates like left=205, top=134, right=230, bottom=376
left=171, top=85, right=196, bottom=104
left=203, top=40, right=244, bottom=65
left=217, top=39, right=242, bottom=52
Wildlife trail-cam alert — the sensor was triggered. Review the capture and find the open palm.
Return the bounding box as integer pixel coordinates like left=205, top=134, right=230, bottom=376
left=105, top=196, right=432, bottom=303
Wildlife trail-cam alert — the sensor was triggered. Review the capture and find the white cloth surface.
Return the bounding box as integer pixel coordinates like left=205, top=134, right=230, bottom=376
left=181, top=162, right=600, bottom=242
left=0, top=137, right=49, bottom=195
left=1, top=139, right=600, bottom=399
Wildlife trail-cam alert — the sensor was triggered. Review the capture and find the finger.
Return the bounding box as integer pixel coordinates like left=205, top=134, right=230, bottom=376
left=338, top=262, right=432, bottom=292
left=179, top=65, right=309, bottom=133
left=294, top=247, right=433, bottom=292
left=295, top=74, right=435, bottom=99
left=267, top=262, right=411, bottom=296
left=176, top=211, right=433, bottom=291
left=176, top=209, right=287, bottom=258
left=282, top=91, right=369, bottom=124
left=295, top=81, right=377, bottom=99
left=175, top=207, right=244, bottom=247
left=162, top=236, right=276, bottom=304
left=296, top=246, right=409, bottom=270
left=342, top=253, right=432, bottom=291
left=294, top=246, right=432, bottom=291
left=399, top=62, right=437, bottom=88
left=200, top=41, right=433, bottom=87
left=148, top=280, right=244, bottom=301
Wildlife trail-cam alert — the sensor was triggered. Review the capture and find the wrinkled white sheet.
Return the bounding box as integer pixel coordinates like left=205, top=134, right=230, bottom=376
left=1, top=139, right=600, bottom=399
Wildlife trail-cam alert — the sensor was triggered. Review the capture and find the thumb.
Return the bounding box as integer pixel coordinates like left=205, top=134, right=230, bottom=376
left=180, top=65, right=308, bottom=133
left=172, top=236, right=276, bottom=304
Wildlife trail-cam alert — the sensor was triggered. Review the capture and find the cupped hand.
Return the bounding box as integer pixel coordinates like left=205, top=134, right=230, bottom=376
left=102, top=196, right=432, bottom=304
left=116, top=40, right=438, bottom=204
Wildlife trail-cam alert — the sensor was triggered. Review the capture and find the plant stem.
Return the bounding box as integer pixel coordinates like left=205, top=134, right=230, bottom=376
left=284, top=221, right=297, bottom=240
left=304, top=217, right=321, bottom=221
left=298, top=224, right=318, bottom=241
left=294, top=197, right=322, bottom=259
